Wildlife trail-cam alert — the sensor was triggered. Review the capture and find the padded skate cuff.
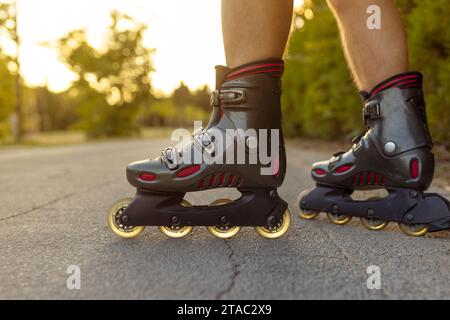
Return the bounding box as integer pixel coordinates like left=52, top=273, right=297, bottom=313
left=370, top=71, right=423, bottom=97
left=225, top=59, right=284, bottom=81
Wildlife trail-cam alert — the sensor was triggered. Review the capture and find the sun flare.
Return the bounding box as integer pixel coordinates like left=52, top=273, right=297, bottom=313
left=3, top=0, right=303, bottom=95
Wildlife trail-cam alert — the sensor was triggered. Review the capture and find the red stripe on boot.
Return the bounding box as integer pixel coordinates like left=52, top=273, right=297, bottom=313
left=225, top=61, right=284, bottom=81
left=226, top=68, right=284, bottom=81
left=371, top=75, right=419, bottom=96
left=227, top=63, right=284, bottom=78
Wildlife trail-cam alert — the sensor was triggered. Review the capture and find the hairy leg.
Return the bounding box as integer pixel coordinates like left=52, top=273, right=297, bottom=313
left=221, top=0, right=294, bottom=68
left=327, top=0, right=408, bottom=92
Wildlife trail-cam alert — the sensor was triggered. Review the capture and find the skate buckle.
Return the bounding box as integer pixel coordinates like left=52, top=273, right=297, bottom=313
left=363, top=102, right=381, bottom=123
left=210, top=89, right=246, bottom=107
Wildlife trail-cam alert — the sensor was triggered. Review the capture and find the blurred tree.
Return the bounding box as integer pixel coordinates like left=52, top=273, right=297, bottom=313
left=192, top=85, right=211, bottom=113
left=283, top=0, right=450, bottom=147
left=283, top=0, right=361, bottom=140
left=161, top=82, right=210, bottom=127
left=57, top=11, right=155, bottom=138
left=33, top=86, right=78, bottom=132
left=0, top=1, right=21, bottom=142
left=403, top=0, right=450, bottom=146
left=173, top=82, right=191, bottom=107
left=0, top=52, right=14, bottom=141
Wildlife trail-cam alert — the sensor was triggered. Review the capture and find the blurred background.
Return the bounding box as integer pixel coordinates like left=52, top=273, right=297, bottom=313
left=0, top=0, right=448, bottom=149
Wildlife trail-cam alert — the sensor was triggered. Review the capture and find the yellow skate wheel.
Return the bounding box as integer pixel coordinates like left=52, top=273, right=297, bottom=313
left=207, top=199, right=241, bottom=239
left=398, top=222, right=428, bottom=237
left=360, top=217, right=389, bottom=231
left=297, top=208, right=320, bottom=220
left=158, top=199, right=193, bottom=239
left=158, top=225, right=193, bottom=238
left=327, top=212, right=352, bottom=225
left=295, top=190, right=320, bottom=220
left=107, top=197, right=145, bottom=239
left=255, top=209, right=291, bottom=239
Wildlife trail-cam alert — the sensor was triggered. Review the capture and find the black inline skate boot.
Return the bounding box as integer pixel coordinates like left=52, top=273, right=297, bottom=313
left=297, top=72, right=450, bottom=236
left=108, top=60, right=291, bottom=239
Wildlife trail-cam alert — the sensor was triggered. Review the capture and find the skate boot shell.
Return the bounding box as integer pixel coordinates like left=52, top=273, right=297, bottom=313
left=108, top=61, right=291, bottom=239
left=297, top=72, right=450, bottom=236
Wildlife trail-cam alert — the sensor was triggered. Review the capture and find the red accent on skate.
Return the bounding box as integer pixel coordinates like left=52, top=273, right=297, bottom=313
left=410, top=159, right=419, bottom=179
left=209, top=175, right=216, bottom=188
left=228, top=174, right=235, bottom=186
left=226, top=63, right=284, bottom=78
left=176, top=165, right=201, bottom=178
left=395, top=79, right=420, bottom=87
left=227, top=69, right=284, bottom=81
left=313, top=168, right=327, bottom=176
left=359, top=174, right=365, bottom=185
left=199, top=179, right=205, bottom=189
left=371, top=74, right=419, bottom=96
left=138, top=173, right=156, bottom=181
left=335, top=164, right=353, bottom=174
left=218, top=173, right=225, bottom=186
left=352, top=175, right=357, bottom=186
left=374, top=174, right=380, bottom=185
left=271, top=73, right=283, bottom=78
left=368, top=172, right=374, bottom=185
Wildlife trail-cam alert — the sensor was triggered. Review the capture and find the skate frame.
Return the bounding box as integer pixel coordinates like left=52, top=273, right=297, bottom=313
left=119, top=188, right=288, bottom=228
left=300, top=185, right=450, bottom=232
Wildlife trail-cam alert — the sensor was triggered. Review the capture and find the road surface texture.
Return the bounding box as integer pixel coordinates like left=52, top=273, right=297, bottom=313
left=1, top=138, right=450, bottom=300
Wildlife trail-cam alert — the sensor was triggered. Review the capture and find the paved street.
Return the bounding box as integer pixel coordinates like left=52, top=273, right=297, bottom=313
left=1, top=138, right=450, bottom=299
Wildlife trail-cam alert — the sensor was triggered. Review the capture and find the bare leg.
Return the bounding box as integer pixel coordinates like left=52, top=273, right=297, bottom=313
left=222, top=0, right=294, bottom=68
left=327, top=0, right=408, bottom=92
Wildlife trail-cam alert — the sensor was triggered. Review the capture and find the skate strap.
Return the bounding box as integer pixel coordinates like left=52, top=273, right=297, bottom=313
left=210, top=89, right=246, bottom=108
left=362, top=100, right=382, bottom=123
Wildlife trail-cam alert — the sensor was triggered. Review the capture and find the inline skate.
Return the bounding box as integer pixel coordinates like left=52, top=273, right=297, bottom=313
left=296, top=72, right=450, bottom=236
left=108, top=60, right=291, bottom=239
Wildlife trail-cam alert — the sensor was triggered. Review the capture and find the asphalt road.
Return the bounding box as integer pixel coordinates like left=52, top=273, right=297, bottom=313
left=1, top=138, right=450, bottom=300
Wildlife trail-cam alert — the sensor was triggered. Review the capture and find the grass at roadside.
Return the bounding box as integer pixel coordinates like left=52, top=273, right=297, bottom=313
left=0, top=127, right=178, bottom=148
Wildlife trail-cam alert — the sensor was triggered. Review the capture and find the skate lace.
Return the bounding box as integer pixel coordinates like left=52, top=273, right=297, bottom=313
left=161, top=127, right=216, bottom=170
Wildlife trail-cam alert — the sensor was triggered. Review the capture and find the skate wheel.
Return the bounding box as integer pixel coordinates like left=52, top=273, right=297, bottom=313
left=295, top=190, right=320, bottom=220
left=360, top=217, right=389, bottom=231
left=207, top=199, right=241, bottom=239
left=107, top=197, right=145, bottom=239
left=326, top=212, right=352, bottom=225
left=158, top=225, right=193, bottom=238
left=207, top=226, right=240, bottom=239
left=158, top=199, right=193, bottom=239
left=297, top=208, right=320, bottom=220
left=254, top=209, right=291, bottom=239
left=398, top=222, right=428, bottom=237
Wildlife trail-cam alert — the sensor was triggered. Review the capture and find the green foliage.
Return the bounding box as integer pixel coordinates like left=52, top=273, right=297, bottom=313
left=283, top=1, right=362, bottom=139
left=1, top=2, right=449, bottom=146
left=139, top=82, right=210, bottom=128
left=405, top=0, right=450, bottom=145
left=33, top=87, right=78, bottom=132
left=0, top=53, right=14, bottom=140
left=284, top=0, right=450, bottom=145
left=0, top=3, right=15, bottom=141
left=57, top=11, right=155, bottom=138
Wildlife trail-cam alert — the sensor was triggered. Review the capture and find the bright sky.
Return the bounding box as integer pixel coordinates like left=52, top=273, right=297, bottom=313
left=3, top=0, right=303, bottom=95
